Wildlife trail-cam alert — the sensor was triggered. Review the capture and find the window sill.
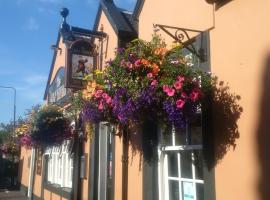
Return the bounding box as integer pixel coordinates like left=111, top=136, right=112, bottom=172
left=43, top=182, right=72, bottom=199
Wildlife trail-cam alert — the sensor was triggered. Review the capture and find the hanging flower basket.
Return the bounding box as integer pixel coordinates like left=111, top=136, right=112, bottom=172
left=16, top=105, right=73, bottom=147
left=81, top=35, right=215, bottom=130
left=29, top=105, right=72, bottom=147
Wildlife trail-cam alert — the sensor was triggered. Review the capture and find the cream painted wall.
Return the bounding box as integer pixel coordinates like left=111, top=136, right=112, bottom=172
left=210, top=1, right=270, bottom=200
left=32, top=36, right=66, bottom=200
left=139, top=0, right=214, bottom=42
left=50, top=37, right=66, bottom=86
left=19, top=146, right=31, bottom=187
left=138, top=0, right=270, bottom=200
left=127, top=132, right=142, bottom=200
left=43, top=189, right=68, bottom=200
left=81, top=138, right=90, bottom=200
left=97, top=11, right=118, bottom=70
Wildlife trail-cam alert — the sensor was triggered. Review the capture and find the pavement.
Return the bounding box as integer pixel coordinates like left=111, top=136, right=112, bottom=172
left=0, top=177, right=28, bottom=200
left=0, top=190, right=28, bottom=200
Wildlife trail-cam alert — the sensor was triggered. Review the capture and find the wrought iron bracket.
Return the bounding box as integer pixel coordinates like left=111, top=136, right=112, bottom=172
left=153, top=24, right=207, bottom=62
left=59, top=8, right=107, bottom=42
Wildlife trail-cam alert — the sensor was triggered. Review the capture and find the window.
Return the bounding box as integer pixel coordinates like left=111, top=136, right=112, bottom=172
left=44, top=140, right=73, bottom=188
left=158, top=32, right=214, bottom=200
left=90, top=122, right=115, bottom=200
left=158, top=113, right=204, bottom=200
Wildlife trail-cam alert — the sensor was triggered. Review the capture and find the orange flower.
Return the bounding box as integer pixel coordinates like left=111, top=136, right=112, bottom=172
left=151, top=63, right=160, bottom=76
left=154, top=48, right=167, bottom=56
left=140, top=59, right=151, bottom=66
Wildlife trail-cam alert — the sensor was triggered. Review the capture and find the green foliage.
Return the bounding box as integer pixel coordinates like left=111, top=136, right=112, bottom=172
left=29, top=105, right=72, bottom=147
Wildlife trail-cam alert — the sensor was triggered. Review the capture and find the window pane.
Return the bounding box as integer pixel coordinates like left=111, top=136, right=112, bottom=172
left=190, top=113, right=202, bottom=145
left=191, top=126, right=202, bottom=145
left=70, top=158, right=73, bottom=183
left=162, top=132, right=173, bottom=146
left=196, top=183, right=204, bottom=200
left=175, top=127, right=187, bottom=145
left=167, top=152, right=179, bottom=177
left=169, top=180, right=179, bottom=200
left=180, top=151, right=192, bottom=179
left=182, top=181, right=195, bottom=200
left=194, top=150, right=204, bottom=180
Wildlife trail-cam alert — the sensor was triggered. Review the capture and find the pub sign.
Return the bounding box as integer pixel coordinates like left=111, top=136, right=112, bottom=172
left=48, top=67, right=71, bottom=105
left=66, top=39, right=95, bottom=89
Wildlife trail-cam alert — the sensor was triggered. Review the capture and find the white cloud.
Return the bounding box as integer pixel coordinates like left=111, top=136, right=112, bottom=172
left=25, top=17, right=40, bottom=31
left=37, top=7, right=55, bottom=14
left=24, top=74, right=47, bottom=85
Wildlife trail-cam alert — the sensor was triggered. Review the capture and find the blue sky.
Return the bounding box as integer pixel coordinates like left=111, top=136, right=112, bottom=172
left=0, top=0, right=136, bottom=124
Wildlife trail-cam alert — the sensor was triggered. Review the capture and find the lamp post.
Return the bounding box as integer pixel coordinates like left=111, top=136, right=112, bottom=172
left=0, top=86, right=16, bottom=187
left=0, top=86, right=16, bottom=135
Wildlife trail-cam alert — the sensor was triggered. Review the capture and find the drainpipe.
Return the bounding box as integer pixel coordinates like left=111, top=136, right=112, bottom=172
left=27, top=148, right=36, bottom=199
left=122, top=128, right=129, bottom=200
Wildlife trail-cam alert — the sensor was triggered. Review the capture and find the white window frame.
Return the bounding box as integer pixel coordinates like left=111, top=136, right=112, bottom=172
left=44, top=140, right=73, bottom=188
left=158, top=123, right=204, bottom=200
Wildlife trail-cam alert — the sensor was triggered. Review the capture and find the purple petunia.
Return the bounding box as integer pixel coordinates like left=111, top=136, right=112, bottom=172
left=163, top=101, right=185, bottom=128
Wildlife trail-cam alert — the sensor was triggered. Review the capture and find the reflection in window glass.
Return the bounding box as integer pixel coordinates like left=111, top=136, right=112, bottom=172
left=191, top=126, right=202, bottom=145
left=167, top=153, right=178, bottom=177
left=162, top=132, right=172, bottom=146
left=169, top=180, right=179, bottom=200
left=180, top=151, right=192, bottom=179
left=175, top=127, right=186, bottom=146
left=196, top=183, right=204, bottom=200
left=194, top=150, right=204, bottom=180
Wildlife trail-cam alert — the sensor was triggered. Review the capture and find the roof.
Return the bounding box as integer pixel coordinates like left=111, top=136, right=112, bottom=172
left=93, top=0, right=137, bottom=39
left=132, top=0, right=145, bottom=21
left=43, top=32, right=61, bottom=100
left=71, top=26, right=107, bottom=38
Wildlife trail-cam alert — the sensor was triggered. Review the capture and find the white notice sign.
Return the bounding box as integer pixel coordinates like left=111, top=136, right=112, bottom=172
left=183, top=182, right=195, bottom=200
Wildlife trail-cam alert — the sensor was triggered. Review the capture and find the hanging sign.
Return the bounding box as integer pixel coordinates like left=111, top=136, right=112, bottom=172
left=66, top=39, right=95, bottom=89
left=48, top=67, right=71, bottom=105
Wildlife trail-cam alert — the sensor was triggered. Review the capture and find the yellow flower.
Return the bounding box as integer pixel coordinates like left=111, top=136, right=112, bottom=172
left=171, top=43, right=183, bottom=49
left=83, top=74, right=93, bottom=81
left=94, top=69, right=103, bottom=75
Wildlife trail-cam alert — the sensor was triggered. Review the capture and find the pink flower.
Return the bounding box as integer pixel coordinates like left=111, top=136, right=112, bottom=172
left=120, top=59, right=126, bottom=67
left=106, top=96, right=112, bottom=104
left=174, top=81, right=183, bottom=90
left=163, top=85, right=170, bottom=92
left=118, top=114, right=124, bottom=121
left=166, top=88, right=175, bottom=97
left=94, top=90, right=103, bottom=98
left=102, top=93, right=109, bottom=99
left=98, top=102, right=104, bottom=110
left=151, top=80, right=158, bottom=86
left=190, top=89, right=201, bottom=102
left=127, top=62, right=133, bottom=69
left=176, top=99, right=185, bottom=109
left=134, top=60, right=141, bottom=67
left=147, top=73, right=153, bottom=79
left=177, top=76, right=185, bottom=82
left=181, top=92, right=188, bottom=99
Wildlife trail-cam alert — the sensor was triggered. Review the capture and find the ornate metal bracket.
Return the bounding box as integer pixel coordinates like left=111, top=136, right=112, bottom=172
left=153, top=24, right=206, bottom=62
left=59, top=8, right=107, bottom=42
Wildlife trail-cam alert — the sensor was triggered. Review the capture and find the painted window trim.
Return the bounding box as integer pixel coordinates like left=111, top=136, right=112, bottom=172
left=42, top=141, right=74, bottom=198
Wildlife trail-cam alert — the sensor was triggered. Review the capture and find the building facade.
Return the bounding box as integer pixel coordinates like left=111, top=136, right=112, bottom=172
left=19, top=0, right=270, bottom=200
